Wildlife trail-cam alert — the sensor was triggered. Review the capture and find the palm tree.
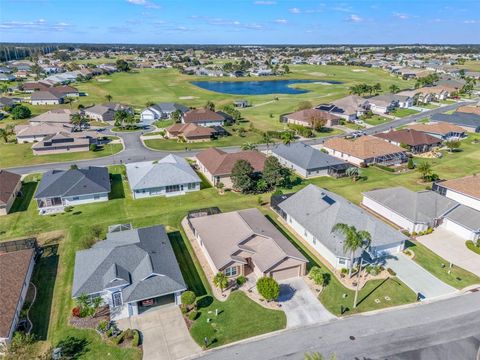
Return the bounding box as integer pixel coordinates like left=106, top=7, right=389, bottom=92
left=205, top=100, right=215, bottom=111
left=105, top=94, right=113, bottom=103
left=417, top=161, right=432, bottom=181
left=331, top=223, right=372, bottom=278
left=213, top=272, right=228, bottom=294
left=171, top=109, right=182, bottom=123
left=0, top=128, right=8, bottom=143
left=389, top=84, right=401, bottom=94
left=241, top=142, right=257, bottom=151
left=345, top=167, right=361, bottom=182
left=281, top=131, right=294, bottom=145
left=444, top=140, right=461, bottom=153
left=262, top=132, right=272, bottom=148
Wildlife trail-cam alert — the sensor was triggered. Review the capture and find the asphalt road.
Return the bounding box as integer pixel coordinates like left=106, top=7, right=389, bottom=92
left=195, top=289, right=480, bottom=360
left=6, top=100, right=475, bottom=175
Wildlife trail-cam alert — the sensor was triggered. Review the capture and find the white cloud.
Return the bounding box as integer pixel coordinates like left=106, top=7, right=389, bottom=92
left=126, top=0, right=159, bottom=9
left=464, top=20, right=477, bottom=24
left=0, top=19, right=71, bottom=31
left=127, top=0, right=146, bottom=4
left=289, top=7, right=301, bottom=14
left=346, top=14, right=363, bottom=22
left=274, top=19, right=288, bottom=24
left=393, top=12, right=410, bottom=20
left=254, top=1, right=276, bottom=4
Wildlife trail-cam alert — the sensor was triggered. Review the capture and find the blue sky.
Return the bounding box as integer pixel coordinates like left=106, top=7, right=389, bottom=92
left=1, top=0, right=479, bottom=44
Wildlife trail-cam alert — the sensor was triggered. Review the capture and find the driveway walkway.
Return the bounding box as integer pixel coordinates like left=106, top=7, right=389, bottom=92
left=117, top=305, right=201, bottom=360
left=385, top=253, right=456, bottom=299
left=419, top=227, right=480, bottom=277
left=278, top=278, right=335, bottom=328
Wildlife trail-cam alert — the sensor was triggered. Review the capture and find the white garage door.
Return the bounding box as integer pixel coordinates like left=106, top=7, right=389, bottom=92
left=441, top=219, right=475, bottom=240
left=271, top=266, right=300, bottom=281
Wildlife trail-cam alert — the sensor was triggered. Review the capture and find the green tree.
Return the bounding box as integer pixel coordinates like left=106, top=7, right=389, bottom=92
left=331, top=223, right=372, bottom=277
left=345, top=166, right=360, bottom=182
left=181, top=291, right=196, bottom=309
left=11, top=105, right=31, bottom=119
left=105, top=94, right=113, bottom=103
left=205, top=100, right=215, bottom=112
left=262, top=132, right=272, bottom=148
left=417, top=160, right=432, bottom=181
left=116, top=59, right=130, bottom=72
left=213, top=272, right=228, bottom=294
left=373, top=83, right=382, bottom=94
left=222, top=104, right=242, bottom=123
left=0, top=128, right=8, bottom=143
left=389, top=84, right=401, bottom=94
left=241, top=142, right=258, bottom=151
left=262, top=156, right=284, bottom=189
left=231, top=159, right=255, bottom=193
left=296, top=101, right=313, bottom=111
left=281, top=131, right=295, bottom=145
left=256, top=277, right=280, bottom=301
left=171, top=109, right=183, bottom=123
left=444, top=139, right=461, bottom=153
left=407, top=157, right=415, bottom=169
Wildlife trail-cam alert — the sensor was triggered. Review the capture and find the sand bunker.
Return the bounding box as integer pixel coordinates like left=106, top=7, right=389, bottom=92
left=179, top=96, right=198, bottom=99
left=308, top=72, right=327, bottom=77
left=97, top=78, right=111, bottom=82
left=352, top=69, right=367, bottom=72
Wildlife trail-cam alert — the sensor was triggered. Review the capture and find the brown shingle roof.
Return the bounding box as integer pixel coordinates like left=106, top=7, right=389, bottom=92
left=456, top=106, right=480, bottom=116
left=196, top=148, right=266, bottom=176
left=167, top=123, right=213, bottom=139
left=287, top=109, right=339, bottom=124
left=374, top=129, right=441, bottom=147
left=183, top=109, right=225, bottom=123
left=439, top=175, right=480, bottom=200
left=324, top=136, right=406, bottom=159
left=0, top=170, right=21, bottom=206
left=406, top=121, right=465, bottom=136
left=0, top=248, right=34, bottom=338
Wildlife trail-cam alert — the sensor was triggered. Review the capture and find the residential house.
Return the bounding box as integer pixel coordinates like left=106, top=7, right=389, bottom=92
left=22, top=82, right=51, bottom=93
left=233, top=100, right=249, bottom=108
left=374, top=129, right=442, bottom=153
left=368, top=94, right=413, bottom=114
left=0, top=244, right=36, bottom=346
left=274, top=184, right=407, bottom=270
left=140, top=103, right=189, bottom=125
left=0, top=97, right=17, bottom=110
left=433, top=175, right=480, bottom=212
left=283, top=109, right=340, bottom=128
left=430, top=113, right=480, bottom=133
left=126, top=155, right=201, bottom=199
left=269, top=142, right=352, bottom=178
left=182, top=109, right=225, bottom=127
left=416, top=86, right=450, bottom=102
left=0, top=170, right=22, bottom=216
left=34, top=166, right=111, bottom=214
left=31, top=131, right=97, bottom=156
left=406, top=122, right=466, bottom=140
left=398, top=89, right=433, bottom=104
left=29, top=109, right=74, bottom=126
left=362, top=187, right=459, bottom=233
left=14, top=122, right=74, bottom=143
left=165, top=123, right=215, bottom=142
left=30, top=90, right=64, bottom=105
left=317, top=95, right=370, bottom=121
left=196, top=147, right=266, bottom=188
left=323, top=136, right=408, bottom=166
left=84, top=103, right=133, bottom=122
left=187, top=208, right=308, bottom=281
left=72, top=225, right=186, bottom=320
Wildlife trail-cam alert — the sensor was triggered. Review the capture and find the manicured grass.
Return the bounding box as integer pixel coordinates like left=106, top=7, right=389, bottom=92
left=466, top=240, right=480, bottom=255
left=154, top=119, right=175, bottom=128
left=342, top=122, right=365, bottom=130
left=190, top=291, right=286, bottom=349
left=406, top=240, right=480, bottom=289
left=362, top=115, right=390, bottom=126
left=265, top=212, right=416, bottom=316
left=391, top=108, right=420, bottom=118
left=0, top=141, right=123, bottom=168
left=420, top=103, right=439, bottom=109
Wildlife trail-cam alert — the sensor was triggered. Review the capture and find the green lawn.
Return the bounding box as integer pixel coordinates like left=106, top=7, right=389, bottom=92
left=362, top=115, right=390, bottom=126
left=153, top=119, right=175, bottom=128
left=406, top=241, right=480, bottom=289
left=420, top=103, right=439, bottom=109
left=0, top=141, right=123, bottom=168
left=391, top=108, right=420, bottom=118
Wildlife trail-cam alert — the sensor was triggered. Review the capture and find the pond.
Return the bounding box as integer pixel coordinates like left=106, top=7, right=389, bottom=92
left=191, top=79, right=342, bottom=95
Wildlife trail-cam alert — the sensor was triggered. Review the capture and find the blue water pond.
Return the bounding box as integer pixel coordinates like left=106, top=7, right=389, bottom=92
left=191, top=79, right=342, bottom=95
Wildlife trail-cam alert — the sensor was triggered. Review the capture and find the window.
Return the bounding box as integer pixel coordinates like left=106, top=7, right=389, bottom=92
left=313, top=238, right=317, bottom=245
left=166, top=185, right=180, bottom=193
left=112, top=292, right=123, bottom=307
left=224, top=266, right=238, bottom=277
left=94, top=195, right=100, bottom=200
left=72, top=196, right=80, bottom=201
left=338, top=258, right=346, bottom=265
left=188, top=183, right=196, bottom=190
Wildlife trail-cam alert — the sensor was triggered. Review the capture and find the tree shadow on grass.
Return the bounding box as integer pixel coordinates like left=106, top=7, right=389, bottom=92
left=10, top=181, right=37, bottom=213
left=196, top=295, right=214, bottom=309
left=108, top=173, right=125, bottom=200
left=30, top=244, right=59, bottom=340
left=168, top=231, right=207, bottom=296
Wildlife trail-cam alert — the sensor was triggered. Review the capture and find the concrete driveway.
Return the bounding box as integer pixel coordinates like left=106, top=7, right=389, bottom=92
left=278, top=278, right=335, bottom=328
left=419, top=227, right=480, bottom=277
left=385, top=253, right=456, bottom=299
left=117, top=304, right=200, bottom=360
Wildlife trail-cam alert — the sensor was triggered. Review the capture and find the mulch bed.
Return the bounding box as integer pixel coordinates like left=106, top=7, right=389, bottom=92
left=69, top=306, right=110, bottom=329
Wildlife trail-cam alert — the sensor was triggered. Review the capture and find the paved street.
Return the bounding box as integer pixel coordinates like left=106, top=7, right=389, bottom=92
left=278, top=278, right=335, bottom=328
left=384, top=253, right=456, bottom=299
left=194, top=289, right=480, bottom=360
left=419, top=227, right=480, bottom=277
left=6, top=100, right=475, bottom=175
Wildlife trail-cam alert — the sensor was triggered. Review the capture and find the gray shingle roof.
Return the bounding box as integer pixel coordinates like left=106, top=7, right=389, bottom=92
left=278, top=184, right=408, bottom=258
left=445, top=205, right=480, bottom=231
left=126, top=154, right=200, bottom=191
left=271, top=142, right=348, bottom=171
left=72, top=225, right=187, bottom=302
left=363, top=187, right=459, bottom=224
left=34, top=166, right=111, bottom=199
left=431, top=113, right=480, bottom=129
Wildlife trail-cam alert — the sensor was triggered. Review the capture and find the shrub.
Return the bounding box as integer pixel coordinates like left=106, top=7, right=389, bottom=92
left=56, top=336, right=88, bottom=358
left=113, top=331, right=125, bottom=345
left=374, top=164, right=395, bottom=172
left=89, top=143, right=97, bottom=152
left=401, top=230, right=411, bottom=237
left=411, top=231, right=417, bottom=237
left=256, top=277, right=280, bottom=301
left=188, top=310, right=198, bottom=321
left=181, top=291, right=196, bottom=307
left=97, top=320, right=109, bottom=333
left=236, top=275, right=247, bottom=286
left=407, top=157, right=415, bottom=169
left=340, top=268, right=349, bottom=275
left=308, top=266, right=323, bottom=285
left=426, top=228, right=433, bottom=234
left=387, top=268, right=396, bottom=276
left=466, top=240, right=480, bottom=255
left=123, top=328, right=134, bottom=340
left=272, top=189, right=283, bottom=196
left=132, top=330, right=140, bottom=347
left=106, top=328, right=113, bottom=337
left=72, top=306, right=80, bottom=317
left=11, top=105, right=31, bottom=119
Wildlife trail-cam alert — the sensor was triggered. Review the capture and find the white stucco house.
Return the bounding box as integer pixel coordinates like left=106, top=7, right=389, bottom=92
left=139, top=103, right=189, bottom=126
left=125, top=155, right=201, bottom=199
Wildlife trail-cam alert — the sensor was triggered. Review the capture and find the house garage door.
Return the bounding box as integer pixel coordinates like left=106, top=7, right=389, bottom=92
left=271, top=266, right=300, bottom=281
left=441, top=219, right=474, bottom=240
